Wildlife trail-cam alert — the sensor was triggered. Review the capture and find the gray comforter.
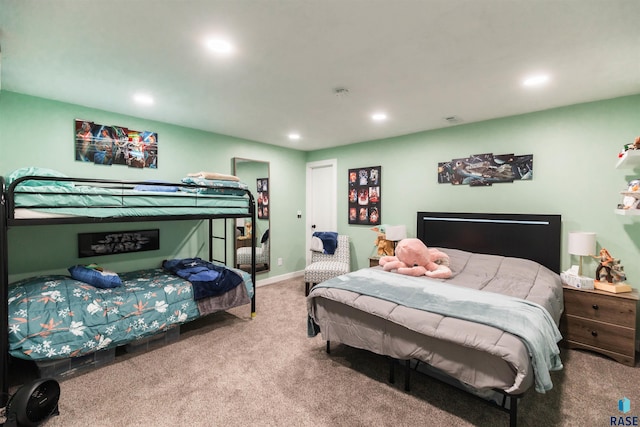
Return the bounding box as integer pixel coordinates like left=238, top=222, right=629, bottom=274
left=307, top=248, right=564, bottom=395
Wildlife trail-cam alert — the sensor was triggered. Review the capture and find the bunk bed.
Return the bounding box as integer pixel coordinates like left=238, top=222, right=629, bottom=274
left=0, top=168, right=258, bottom=403
left=307, top=212, right=563, bottom=427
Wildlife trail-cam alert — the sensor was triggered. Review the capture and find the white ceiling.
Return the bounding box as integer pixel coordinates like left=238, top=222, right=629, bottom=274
left=1, top=0, right=639, bottom=151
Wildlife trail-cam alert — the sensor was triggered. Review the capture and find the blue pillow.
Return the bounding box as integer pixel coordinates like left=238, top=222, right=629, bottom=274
left=68, top=265, right=122, bottom=289
left=133, top=180, right=178, bottom=192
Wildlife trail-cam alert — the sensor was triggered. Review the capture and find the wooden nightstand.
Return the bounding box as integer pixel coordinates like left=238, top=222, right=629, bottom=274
left=560, top=285, right=638, bottom=366
left=369, top=256, right=381, bottom=268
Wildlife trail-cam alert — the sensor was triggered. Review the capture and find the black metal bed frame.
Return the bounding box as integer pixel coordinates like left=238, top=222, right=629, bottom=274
left=325, top=339, right=520, bottom=427
left=0, top=175, right=257, bottom=405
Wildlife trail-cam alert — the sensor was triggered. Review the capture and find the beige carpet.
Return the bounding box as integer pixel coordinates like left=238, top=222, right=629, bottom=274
left=8, top=277, right=640, bottom=426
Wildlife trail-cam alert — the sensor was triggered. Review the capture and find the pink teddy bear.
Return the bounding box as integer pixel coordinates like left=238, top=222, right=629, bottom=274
left=379, top=238, right=452, bottom=279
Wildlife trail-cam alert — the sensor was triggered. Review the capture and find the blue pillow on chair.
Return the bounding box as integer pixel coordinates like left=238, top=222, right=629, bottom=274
left=68, top=265, right=122, bottom=289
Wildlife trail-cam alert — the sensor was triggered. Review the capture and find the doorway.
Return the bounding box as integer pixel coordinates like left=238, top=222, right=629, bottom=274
left=305, top=159, right=337, bottom=263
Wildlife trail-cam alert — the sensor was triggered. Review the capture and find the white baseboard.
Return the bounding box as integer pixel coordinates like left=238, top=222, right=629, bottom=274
left=256, top=270, right=304, bottom=287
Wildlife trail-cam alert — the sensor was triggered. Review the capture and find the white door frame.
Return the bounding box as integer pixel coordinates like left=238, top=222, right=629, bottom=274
left=305, top=158, right=337, bottom=263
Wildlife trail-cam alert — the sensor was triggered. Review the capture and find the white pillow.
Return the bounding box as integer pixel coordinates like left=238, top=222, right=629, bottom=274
left=310, top=236, right=324, bottom=253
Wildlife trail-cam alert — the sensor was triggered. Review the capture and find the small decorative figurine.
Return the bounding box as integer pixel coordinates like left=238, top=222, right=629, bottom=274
left=371, top=225, right=395, bottom=257
left=619, top=136, right=640, bottom=157
left=618, top=179, right=640, bottom=210
left=591, top=248, right=631, bottom=293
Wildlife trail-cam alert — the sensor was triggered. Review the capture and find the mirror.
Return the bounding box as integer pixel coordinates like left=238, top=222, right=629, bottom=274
left=234, top=158, right=270, bottom=273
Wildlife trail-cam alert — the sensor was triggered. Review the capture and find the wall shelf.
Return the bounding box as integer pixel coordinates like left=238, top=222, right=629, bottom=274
left=616, top=150, right=640, bottom=217
left=615, top=150, right=640, bottom=169
left=620, top=190, right=640, bottom=199
left=615, top=208, right=640, bottom=216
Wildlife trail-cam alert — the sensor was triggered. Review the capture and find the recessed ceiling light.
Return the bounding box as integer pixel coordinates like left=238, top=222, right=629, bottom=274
left=523, top=74, right=550, bottom=87
left=205, top=38, right=234, bottom=54
left=288, top=133, right=301, bottom=140
left=371, top=112, right=387, bottom=122
left=133, top=93, right=154, bottom=105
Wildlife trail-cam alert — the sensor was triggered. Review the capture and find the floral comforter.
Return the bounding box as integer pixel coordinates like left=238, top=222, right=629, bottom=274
left=9, top=268, right=205, bottom=361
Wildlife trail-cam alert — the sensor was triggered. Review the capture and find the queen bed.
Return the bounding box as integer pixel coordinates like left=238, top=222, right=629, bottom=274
left=307, top=212, right=563, bottom=427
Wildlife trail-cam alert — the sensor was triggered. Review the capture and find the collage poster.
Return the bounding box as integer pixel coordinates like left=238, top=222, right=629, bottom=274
left=257, top=178, right=269, bottom=220
left=437, top=152, right=533, bottom=186
left=348, top=166, right=381, bottom=225
left=75, top=119, right=158, bottom=168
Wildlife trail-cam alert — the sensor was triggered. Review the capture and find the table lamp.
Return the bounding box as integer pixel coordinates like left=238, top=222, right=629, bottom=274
left=384, top=225, right=407, bottom=254
left=568, top=232, right=596, bottom=276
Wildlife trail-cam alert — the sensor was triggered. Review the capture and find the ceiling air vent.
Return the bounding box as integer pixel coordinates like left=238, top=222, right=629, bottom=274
left=333, top=87, right=350, bottom=97
left=444, top=115, right=462, bottom=124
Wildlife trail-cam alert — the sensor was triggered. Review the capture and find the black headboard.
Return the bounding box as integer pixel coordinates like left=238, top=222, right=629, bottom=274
left=416, top=212, right=561, bottom=273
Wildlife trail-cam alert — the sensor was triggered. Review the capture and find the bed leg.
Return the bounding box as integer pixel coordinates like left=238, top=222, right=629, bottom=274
left=326, top=340, right=330, bottom=354
left=509, top=395, right=518, bottom=427
left=389, top=358, right=395, bottom=384
left=404, top=359, right=411, bottom=392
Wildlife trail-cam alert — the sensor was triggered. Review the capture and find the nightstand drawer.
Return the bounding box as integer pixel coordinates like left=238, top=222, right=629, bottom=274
left=563, top=289, right=636, bottom=328
left=563, top=315, right=635, bottom=356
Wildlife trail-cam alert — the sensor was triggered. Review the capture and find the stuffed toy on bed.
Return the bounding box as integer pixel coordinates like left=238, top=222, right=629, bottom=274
left=378, top=238, right=452, bottom=279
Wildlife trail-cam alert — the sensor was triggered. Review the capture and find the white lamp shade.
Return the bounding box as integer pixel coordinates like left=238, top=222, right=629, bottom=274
left=568, top=232, right=596, bottom=256
left=385, top=225, right=407, bottom=241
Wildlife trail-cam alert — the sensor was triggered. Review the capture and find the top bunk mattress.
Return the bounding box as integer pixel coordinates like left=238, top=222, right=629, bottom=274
left=12, top=186, right=250, bottom=218
left=3, top=168, right=252, bottom=221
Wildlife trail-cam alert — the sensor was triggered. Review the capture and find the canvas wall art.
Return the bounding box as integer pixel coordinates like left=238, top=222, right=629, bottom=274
left=438, top=153, right=533, bottom=186
left=75, top=119, right=158, bottom=168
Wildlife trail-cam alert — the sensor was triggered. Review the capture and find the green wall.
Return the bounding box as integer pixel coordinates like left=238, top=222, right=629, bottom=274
left=0, top=91, right=306, bottom=282
left=308, top=94, right=640, bottom=288
left=2, top=90, right=640, bottom=293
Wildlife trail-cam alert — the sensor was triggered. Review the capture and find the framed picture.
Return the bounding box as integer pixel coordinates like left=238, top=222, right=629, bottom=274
left=348, top=166, right=381, bottom=225
left=257, top=178, right=269, bottom=219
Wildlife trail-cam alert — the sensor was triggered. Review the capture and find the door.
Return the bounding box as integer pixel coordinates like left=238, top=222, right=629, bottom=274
left=306, top=159, right=337, bottom=263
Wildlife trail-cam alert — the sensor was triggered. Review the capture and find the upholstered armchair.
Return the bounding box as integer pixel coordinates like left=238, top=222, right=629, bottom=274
left=304, top=235, right=350, bottom=296
left=237, top=230, right=269, bottom=270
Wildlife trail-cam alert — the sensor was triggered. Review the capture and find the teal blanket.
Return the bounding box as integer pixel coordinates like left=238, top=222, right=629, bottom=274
left=311, top=268, right=563, bottom=393
left=9, top=267, right=254, bottom=362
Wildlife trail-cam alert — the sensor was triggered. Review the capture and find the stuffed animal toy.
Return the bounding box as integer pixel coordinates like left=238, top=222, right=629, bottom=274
left=371, top=225, right=395, bottom=256
left=378, top=238, right=452, bottom=278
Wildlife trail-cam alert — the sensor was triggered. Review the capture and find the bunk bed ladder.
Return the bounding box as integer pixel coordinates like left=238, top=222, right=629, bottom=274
left=208, top=216, right=257, bottom=318
left=208, top=218, right=228, bottom=265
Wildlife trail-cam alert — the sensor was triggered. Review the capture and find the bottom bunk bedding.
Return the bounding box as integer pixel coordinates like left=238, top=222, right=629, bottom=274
left=307, top=248, right=564, bottom=395
left=8, top=265, right=253, bottom=362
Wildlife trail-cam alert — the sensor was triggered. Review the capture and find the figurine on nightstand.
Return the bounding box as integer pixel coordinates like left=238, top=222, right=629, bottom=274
left=607, top=260, right=627, bottom=284
left=371, top=225, right=395, bottom=257
left=591, top=248, right=632, bottom=293
left=593, top=248, right=615, bottom=281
